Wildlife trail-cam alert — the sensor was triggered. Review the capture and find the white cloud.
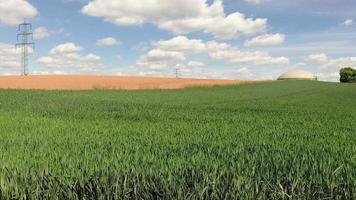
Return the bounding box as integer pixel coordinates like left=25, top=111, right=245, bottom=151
left=82, top=54, right=101, bottom=61
left=132, top=41, right=153, bottom=52
left=156, top=36, right=206, bottom=53
left=305, top=53, right=329, bottom=63
left=37, top=56, right=53, bottom=65
left=31, top=70, right=69, bottom=75
left=320, top=56, right=356, bottom=73
left=37, top=43, right=104, bottom=71
left=49, top=43, right=83, bottom=54
left=148, top=64, right=170, bottom=71
left=317, top=72, right=340, bottom=82
left=96, top=37, right=122, bottom=46
left=187, top=61, right=205, bottom=68
left=319, top=58, right=355, bottom=82
left=82, top=0, right=267, bottom=40
left=143, top=49, right=186, bottom=62
left=293, top=62, right=307, bottom=68
left=301, top=53, right=356, bottom=82
left=175, top=61, right=209, bottom=77
left=0, top=43, right=20, bottom=68
left=33, top=27, right=50, bottom=40
left=129, top=36, right=289, bottom=77
left=342, top=19, right=354, bottom=27
left=244, top=33, right=285, bottom=47
left=245, top=0, right=268, bottom=5
left=131, top=48, right=185, bottom=76
left=0, top=0, right=37, bottom=26
left=207, top=40, right=289, bottom=65
left=230, top=67, right=255, bottom=80
left=130, top=37, right=203, bottom=77
left=157, top=36, right=289, bottom=65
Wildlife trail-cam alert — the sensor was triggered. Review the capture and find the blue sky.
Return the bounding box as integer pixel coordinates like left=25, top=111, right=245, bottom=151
left=0, top=0, right=355, bottom=81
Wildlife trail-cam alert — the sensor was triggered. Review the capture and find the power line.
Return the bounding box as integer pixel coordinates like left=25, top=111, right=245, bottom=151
left=16, top=19, right=35, bottom=76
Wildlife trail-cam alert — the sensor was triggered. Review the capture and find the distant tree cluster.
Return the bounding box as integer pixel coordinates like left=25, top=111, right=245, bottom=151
left=340, top=67, right=356, bottom=83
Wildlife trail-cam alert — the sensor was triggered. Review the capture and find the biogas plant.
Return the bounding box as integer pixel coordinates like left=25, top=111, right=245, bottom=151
left=278, top=69, right=317, bottom=81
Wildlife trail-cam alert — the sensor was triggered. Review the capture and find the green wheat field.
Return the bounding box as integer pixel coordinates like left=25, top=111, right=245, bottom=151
left=0, top=81, right=355, bottom=199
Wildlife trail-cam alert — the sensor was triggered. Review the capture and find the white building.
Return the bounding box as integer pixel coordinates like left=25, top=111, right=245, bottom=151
left=278, top=69, right=317, bottom=81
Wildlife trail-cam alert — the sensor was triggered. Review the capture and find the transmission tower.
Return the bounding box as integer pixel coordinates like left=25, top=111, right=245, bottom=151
left=175, top=64, right=181, bottom=78
left=16, top=19, right=35, bottom=76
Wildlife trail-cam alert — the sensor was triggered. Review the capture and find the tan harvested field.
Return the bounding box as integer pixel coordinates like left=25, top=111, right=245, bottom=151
left=0, top=75, right=251, bottom=90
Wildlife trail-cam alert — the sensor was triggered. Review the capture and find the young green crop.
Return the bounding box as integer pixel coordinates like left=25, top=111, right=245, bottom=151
left=0, top=81, right=355, bottom=199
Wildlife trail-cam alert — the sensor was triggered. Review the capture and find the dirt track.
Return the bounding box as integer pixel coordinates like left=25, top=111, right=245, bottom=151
left=0, top=75, right=251, bottom=90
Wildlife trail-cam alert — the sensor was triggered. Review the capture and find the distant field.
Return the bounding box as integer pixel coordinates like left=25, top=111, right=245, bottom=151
left=0, top=75, right=247, bottom=90
left=0, top=81, right=354, bottom=199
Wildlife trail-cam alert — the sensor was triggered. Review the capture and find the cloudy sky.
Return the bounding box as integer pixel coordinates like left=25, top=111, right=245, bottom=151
left=0, top=0, right=356, bottom=81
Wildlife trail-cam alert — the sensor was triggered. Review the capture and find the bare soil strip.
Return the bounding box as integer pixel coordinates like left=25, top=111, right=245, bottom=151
left=0, top=75, right=252, bottom=90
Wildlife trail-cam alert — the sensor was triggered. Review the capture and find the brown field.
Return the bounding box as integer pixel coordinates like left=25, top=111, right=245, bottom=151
left=0, top=75, right=252, bottom=90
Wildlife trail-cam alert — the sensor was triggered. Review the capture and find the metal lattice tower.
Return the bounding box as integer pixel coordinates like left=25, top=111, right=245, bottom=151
left=16, top=19, right=34, bottom=76
left=175, top=65, right=181, bottom=78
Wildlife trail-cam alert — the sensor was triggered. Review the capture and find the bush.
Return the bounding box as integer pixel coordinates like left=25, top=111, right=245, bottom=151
left=340, top=67, right=356, bottom=83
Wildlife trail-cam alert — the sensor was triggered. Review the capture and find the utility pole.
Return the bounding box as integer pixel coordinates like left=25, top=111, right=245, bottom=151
left=16, top=19, right=34, bottom=76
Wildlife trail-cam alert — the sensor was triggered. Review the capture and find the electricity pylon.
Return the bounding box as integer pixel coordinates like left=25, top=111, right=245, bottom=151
left=16, top=19, right=35, bottom=76
left=175, top=64, right=181, bottom=78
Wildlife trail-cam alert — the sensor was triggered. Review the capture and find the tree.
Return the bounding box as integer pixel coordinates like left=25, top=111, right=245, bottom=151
left=340, top=67, right=356, bottom=83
